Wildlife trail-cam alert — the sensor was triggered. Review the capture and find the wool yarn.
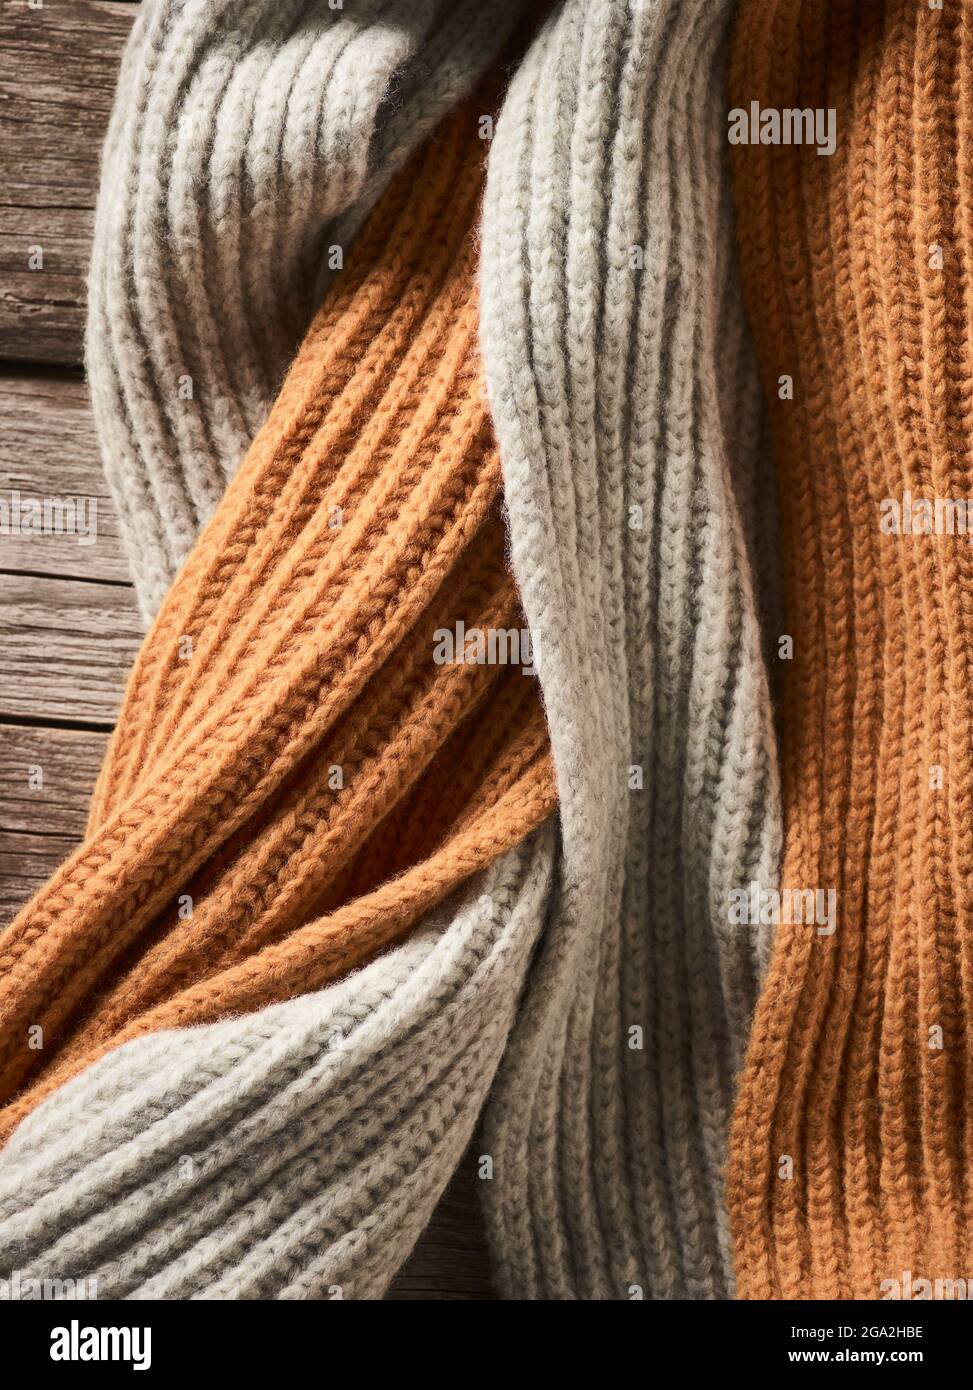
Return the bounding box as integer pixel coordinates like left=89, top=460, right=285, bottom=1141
left=0, top=837, right=554, bottom=1300
left=87, top=0, right=533, bottom=621
left=476, top=0, right=780, bottom=1299
left=727, top=0, right=973, bottom=1298
left=0, top=101, right=555, bottom=1145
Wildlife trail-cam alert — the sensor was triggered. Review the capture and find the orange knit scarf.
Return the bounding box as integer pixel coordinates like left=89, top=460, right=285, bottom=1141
left=728, top=0, right=973, bottom=1298
left=0, top=102, right=556, bottom=1145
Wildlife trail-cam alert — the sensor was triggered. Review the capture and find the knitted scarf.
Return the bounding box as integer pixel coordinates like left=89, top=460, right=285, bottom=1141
left=0, top=0, right=781, bottom=1300
left=727, top=0, right=973, bottom=1298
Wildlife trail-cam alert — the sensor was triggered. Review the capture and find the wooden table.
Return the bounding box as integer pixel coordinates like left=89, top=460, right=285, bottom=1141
left=0, top=0, right=493, bottom=1300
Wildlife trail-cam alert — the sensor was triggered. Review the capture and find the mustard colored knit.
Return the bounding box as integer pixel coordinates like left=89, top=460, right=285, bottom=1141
left=728, top=0, right=973, bottom=1298
left=0, top=102, right=555, bottom=1143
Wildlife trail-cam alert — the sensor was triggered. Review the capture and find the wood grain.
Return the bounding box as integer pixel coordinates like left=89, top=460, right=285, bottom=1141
left=0, top=571, right=141, bottom=724
left=389, top=1157, right=494, bottom=1300
left=0, top=371, right=130, bottom=580
left=0, top=827, right=78, bottom=925
left=0, top=720, right=107, bottom=835
left=0, top=723, right=106, bottom=922
left=0, top=0, right=136, bottom=365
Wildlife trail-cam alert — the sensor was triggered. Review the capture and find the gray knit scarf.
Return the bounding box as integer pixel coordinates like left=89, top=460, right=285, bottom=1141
left=0, top=0, right=780, bottom=1300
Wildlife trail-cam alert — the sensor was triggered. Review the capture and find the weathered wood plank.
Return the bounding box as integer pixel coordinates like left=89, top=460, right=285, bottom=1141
left=0, top=0, right=136, bottom=365
left=0, top=827, right=76, bottom=924
left=0, top=371, right=130, bottom=581
left=0, top=571, right=141, bottom=723
left=0, top=723, right=105, bottom=926
left=0, top=721, right=107, bottom=836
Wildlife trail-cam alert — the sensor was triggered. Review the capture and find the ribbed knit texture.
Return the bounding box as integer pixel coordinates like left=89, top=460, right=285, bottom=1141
left=88, top=0, right=532, bottom=620
left=0, top=0, right=785, bottom=1302
left=0, top=837, right=554, bottom=1299
left=727, top=0, right=973, bottom=1298
left=477, top=0, right=781, bottom=1299
left=0, top=102, right=555, bottom=1148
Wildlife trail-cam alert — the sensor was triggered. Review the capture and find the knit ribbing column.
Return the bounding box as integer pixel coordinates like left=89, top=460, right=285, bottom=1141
left=728, top=0, right=973, bottom=1298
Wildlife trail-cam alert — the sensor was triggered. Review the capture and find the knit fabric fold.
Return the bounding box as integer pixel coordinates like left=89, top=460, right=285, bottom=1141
left=0, top=836, right=554, bottom=1299
left=727, top=0, right=973, bottom=1298
left=0, top=101, right=555, bottom=1148
left=88, top=0, right=533, bottom=620
left=477, top=0, right=780, bottom=1299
